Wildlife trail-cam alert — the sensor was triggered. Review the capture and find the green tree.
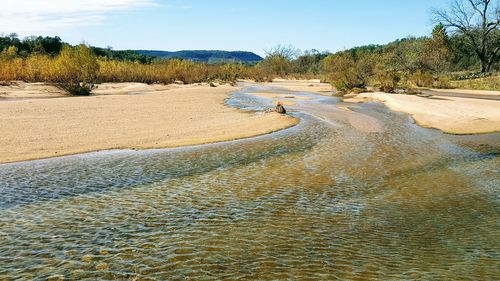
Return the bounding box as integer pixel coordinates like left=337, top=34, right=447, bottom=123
left=322, top=53, right=369, bottom=93
left=293, top=49, right=329, bottom=74
left=384, top=38, right=427, bottom=73
left=372, top=51, right=401, bottom=92
left=423, top=23, right=452, bottom=73
left=432, top=0, right=500, bottom=72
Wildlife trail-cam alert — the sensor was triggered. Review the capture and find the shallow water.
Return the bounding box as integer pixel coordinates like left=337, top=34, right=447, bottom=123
left=0, top=86, right=499, bottom=280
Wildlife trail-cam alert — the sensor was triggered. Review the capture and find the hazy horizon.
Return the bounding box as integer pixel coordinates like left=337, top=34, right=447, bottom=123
left=2, top=0, right=448, bottom=56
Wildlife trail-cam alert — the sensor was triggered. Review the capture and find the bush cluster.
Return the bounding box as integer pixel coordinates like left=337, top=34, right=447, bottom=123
left=0, top=44, right=254, bottom=95
left=1, top=24, right=499, bottom=96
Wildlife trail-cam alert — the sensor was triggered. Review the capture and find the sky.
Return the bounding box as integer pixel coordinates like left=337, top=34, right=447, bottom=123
left=1, top=0, right=449, bottom=56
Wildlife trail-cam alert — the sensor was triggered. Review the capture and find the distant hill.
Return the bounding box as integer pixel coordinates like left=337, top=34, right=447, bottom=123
left=135, top=50, right=263, bottom=63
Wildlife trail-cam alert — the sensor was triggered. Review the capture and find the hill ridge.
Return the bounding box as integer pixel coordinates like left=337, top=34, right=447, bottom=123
left=135, top=49, right=263, bottom=63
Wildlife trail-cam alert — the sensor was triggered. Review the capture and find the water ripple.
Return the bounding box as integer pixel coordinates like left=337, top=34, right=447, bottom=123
left=0, top=87, right=498, bottom=280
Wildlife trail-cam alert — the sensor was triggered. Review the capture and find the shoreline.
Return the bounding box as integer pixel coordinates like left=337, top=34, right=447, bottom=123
left=1, top=80, right=498, bottom=163
left=0, top=83, right=298, bottom=164
left=256, top=80, right=500, bottom=135
left=0, top=121, right=299, bottom=165
left=345, top=92, right=500, bottom=135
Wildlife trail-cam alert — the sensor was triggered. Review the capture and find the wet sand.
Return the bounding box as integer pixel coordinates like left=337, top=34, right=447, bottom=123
left=260, top=80, right=499, bottom=135
left=250, top=92, right=313, bottom=100
left=264, top=79, right=333, bottom=94
left=346, top=92, right=500, bottom=134
left=0, top=83, right=297, bottom=163
left=246, top=85, right=385, bottom=133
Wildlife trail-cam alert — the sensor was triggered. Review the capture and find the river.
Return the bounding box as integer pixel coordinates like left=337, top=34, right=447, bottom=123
left=0, top=85, right=499, bottom=280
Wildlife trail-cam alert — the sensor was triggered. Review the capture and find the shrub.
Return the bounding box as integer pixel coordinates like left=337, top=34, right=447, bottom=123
left=433, top=75, right=451, bottom=88
left=53, top=45, right=99, bottom=95
left=410, top=70, right=434, bottom=87
left=220, top=63, right=245, bottom=82
left=260, top=54, right=292, bottom=77
left=322, top=53, right=366, bottom=94
left=1, top=46, right=18, bottom=59
left=374, top=68, right=400, bottom=93
left=450, top=75, right=500, bottom=90
left=451, top=71, right=493, bottom=81
left=23, top=55, right=52, bottom=82
left=245, top=63, right=272, bottom=82
left=259, top=45, right=300, bottom=77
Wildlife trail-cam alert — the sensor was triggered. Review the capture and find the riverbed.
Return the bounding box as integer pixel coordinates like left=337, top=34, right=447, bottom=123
left=0, top=85, right=498, bottom=280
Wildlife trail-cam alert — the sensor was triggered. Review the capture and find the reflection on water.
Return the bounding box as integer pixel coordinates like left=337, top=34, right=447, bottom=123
left=0, top=86, right=499, bottom=280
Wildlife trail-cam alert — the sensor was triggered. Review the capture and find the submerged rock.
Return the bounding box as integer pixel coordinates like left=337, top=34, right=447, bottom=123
left=95, top=262, right=110, bottom=271
left=81, top=254, right=93, bottom=263
left=47, top=275, right=64, bottom=281
left=275, top=102, right=286, bottom=114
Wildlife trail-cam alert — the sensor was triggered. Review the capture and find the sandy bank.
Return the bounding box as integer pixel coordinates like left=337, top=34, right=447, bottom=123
left=0, top=83, right=297, bottom=163
left=0, top=82, right=66, bottom=99
left=346, top=92, right=500, bottom=134
left=0, top=81, right=201, bottom=99
left=264, top=79, right=333, bottom=94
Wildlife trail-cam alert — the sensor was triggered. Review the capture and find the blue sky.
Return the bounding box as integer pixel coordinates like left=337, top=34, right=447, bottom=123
left=1, top=0, right=448, bottom=56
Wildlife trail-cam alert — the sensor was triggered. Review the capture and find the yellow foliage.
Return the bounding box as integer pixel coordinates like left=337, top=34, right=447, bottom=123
left=53, top=45, right=99, bottom=85
left=0, top=45, right=256, bottom=87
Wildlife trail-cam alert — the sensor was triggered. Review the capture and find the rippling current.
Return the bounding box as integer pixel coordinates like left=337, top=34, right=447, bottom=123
left=0, top=86, right=499, bottom=280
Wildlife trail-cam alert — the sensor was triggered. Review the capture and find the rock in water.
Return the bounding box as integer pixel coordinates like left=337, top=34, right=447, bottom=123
left=47, top=275, right=64, bottom=281
left=275, top=102, right=286, bottom=114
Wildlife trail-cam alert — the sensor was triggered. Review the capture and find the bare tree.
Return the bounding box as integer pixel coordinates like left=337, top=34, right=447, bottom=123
left=260, top=45, right=301, bottom=76
left=264, top=45, right=301, bottom=60
left=432, top=0, right=500, bottom=72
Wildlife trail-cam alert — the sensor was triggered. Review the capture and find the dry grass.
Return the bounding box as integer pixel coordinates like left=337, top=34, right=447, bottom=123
left=450, top=75, right=500, bottom=91
left=0, top=46, right=253, bottom=88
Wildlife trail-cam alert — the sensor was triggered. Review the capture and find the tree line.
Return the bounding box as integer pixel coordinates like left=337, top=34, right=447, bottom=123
left=0, top=0, right=498, bottom=95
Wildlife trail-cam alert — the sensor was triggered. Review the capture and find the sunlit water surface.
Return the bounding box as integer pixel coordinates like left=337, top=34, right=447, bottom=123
left=0, top=86, right=499, bottom=280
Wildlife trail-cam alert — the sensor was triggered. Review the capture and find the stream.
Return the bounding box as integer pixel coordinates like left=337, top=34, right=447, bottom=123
left=0, top=85, right=499, bottom=280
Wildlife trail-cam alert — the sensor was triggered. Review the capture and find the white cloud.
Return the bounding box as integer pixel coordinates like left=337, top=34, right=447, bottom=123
left=0, top=0, right=157, bottom=35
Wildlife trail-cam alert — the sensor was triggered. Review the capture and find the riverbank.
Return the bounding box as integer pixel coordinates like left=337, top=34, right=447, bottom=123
left=266, top=79, right=333, bottom=94
left=345, top=91, right=500, bottom=134
left=0, top=83, right=297, bottom=163
left=248, top=80, right=500, bottom=135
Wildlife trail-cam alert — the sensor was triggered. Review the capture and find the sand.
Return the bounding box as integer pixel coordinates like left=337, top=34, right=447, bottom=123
left=243, top=80, right=499, bottom=135
left=0, top=81, right=189, bottom=99
left=274, top=100, right=297, bottom=106
left=346, top=92, right=500, bottom=134
left=0, top=83, right=298, bottom=163
left=0, top=81, right=66, bottom=99
left=247, top=83, right=384, bottom=133
left=3, top=79, right=498, bottom=163
left=264, top=79, right=333, bottom=94
left=250, top=92, right=313, bottom=100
